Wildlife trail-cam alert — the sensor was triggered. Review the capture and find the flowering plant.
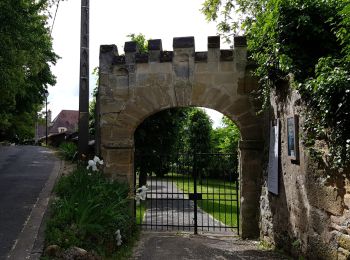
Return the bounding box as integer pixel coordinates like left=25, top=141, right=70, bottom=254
left=135, top=185, right=148, bottom=205
left=86, top=156, right=104, bottom=171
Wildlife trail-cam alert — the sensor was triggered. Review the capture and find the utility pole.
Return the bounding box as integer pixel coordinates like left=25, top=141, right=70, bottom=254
left=78, top=0, right=89, bottom=158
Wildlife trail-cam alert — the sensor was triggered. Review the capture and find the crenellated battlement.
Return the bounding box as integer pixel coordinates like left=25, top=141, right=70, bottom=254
left=100, top=36, right=246, bottom=66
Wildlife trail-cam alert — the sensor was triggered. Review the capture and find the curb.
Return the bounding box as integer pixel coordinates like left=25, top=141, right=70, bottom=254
left=7, top=155, right=64, bottom=260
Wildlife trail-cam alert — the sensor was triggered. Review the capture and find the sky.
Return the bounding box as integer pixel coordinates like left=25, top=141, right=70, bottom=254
left=49, top=0, right=228, bottom=127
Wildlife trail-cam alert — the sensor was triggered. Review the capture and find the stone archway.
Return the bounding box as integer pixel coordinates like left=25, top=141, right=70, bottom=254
left=97, top=36, right=265, bottom=238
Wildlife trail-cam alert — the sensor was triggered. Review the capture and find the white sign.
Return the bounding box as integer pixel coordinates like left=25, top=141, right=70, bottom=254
left=268, top=120, right=279, bottom=195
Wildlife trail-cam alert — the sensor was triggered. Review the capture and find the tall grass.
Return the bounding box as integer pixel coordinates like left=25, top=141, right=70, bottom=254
left=45, top=167, right=136, bottom=257
left=58, top=142, right=77, bottom=161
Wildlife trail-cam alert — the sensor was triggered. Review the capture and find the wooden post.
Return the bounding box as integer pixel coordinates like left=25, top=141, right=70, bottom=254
left=78, top=0, right=89, bottom=158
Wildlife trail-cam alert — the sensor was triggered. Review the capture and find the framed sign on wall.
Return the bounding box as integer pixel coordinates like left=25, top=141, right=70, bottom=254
left=287, top=115, right=299, bottom=161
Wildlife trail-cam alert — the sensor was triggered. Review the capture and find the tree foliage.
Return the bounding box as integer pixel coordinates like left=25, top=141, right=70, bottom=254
left=127, top=33, right=148, bottom=53
left=202, top=0, right=350, bottom=168
left=0, top=0, right=57, bottom=141
left=186, top=108, right=213, bottom=155
left=134, top=108, right=191, bottom=183
left=211, top=116, right=240, bottom=178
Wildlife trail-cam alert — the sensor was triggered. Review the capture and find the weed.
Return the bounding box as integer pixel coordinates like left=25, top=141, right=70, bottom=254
left=58, top=142, right=77, bottom=161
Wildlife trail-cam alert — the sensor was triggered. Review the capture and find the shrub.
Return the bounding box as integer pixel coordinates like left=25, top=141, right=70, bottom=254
left=45, top=167, right=136, bottom=257
left=58, top=142, right=77, bottom=161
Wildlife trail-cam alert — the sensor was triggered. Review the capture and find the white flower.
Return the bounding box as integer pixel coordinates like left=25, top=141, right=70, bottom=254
left=86, top=160, right=98, bottom=171
left=135, top=185, right=148, bottom=205
left=93, top=156, right=104, bottom=165
left=115, top=229, right=122, bottom=246
left=86, top=156, right=104, bottom=171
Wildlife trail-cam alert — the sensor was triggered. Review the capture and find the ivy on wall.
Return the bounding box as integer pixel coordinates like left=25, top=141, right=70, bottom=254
left=202, top=0, right=350, bottom=169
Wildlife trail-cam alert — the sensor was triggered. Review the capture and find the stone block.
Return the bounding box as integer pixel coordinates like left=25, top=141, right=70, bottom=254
left=173, top=36, right=195, bottom=48
left=191, top=83, right=207, bottom=105
left=210, top=93, right=232, bottom=113
left=107, top=149, right=133, bottom=165
left=202, top=88, right=223, bottom=108
left=207, top=61, right=219, bottom=72
left=149, top=50, right=160, bottom=62
left=153, top=86, right=174, bottom=108
left=240, top=125, right=263, bottom=140
left=309, top=183, right=344, bottom=216
left=109, top=74, right=128, bottom=88
left=149, top=62, right=172, bottom=74
left=112, top=55, right=126, bottom=65
left=99, top=44, right=118, bottom=73
left=99, top=102, right=124, bottom=114
left=99, top=73, right=109, bottom=86
left=174, top=81, right=192, bottom=107
left=195, top=63, right=209, bottom=73
left=160, top=51, right=173, bottom=62
left=124, top=41, right=138, bottom=53
left=214, top=72, right=234, bottom=85
left=226, top=98, right=252, bottom=116
left=103, top=139, right=133, bottom=149
left=134, top=88, right=159, bottom=111
left=338, top=247, right=350, bottom=260
left=307, top=234, right=338, bottom=260
left=208, top=36, right=220, bottom=48
left=310, top=207, right=329, bottom=235
left=219, top=62, right=234, bottom=72
left=135, top=53, right=149, bottom=63
left=148, top=39, right=162, bottom=51
left=238, top=112, right=260, bottom=128
left=344, top=194, right=350, bottom=208
left=194, top=73, right=213, bottom=85
left=220, top=50, right=233, bottom=61
left=112, top=88, right=129, bottom=100
left=109, top=127, right=132, bottom=140
left=339, top=234, right=350, bottom=251
left=195, top=52, right=208, bottom=62
left=104, top=164, right=131, bottom=179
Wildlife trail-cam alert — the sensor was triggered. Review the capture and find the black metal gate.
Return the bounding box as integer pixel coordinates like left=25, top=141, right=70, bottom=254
left=134, top=153, right=239, bottom=234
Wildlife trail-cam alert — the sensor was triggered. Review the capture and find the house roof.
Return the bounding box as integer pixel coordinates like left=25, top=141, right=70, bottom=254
left=49, top=110, right=79, bottom=134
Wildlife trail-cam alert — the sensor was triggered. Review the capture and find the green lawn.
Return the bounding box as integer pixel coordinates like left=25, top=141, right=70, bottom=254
left=172, top=174, right=239, bottom=227
left=135, top=202, right=146, bottom=225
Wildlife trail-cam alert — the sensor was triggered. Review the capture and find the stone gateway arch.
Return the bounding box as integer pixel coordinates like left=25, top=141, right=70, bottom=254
left=97, top=36, right=265, bottom=238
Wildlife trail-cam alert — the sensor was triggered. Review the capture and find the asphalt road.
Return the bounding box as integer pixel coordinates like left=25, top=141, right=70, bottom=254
left=0, top=145, right=58, bottom=259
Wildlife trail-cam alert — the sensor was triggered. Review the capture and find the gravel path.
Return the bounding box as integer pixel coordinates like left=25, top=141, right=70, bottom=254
left=132, top=231, right=289, bottom=260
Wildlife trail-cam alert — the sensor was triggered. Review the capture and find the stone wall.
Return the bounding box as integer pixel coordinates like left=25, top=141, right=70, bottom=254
left=260, top=84, right=350, bottom=259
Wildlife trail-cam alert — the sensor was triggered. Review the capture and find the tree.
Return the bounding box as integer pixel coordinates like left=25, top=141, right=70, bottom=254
left=0, top=0, right=57, bottom=142
left=211, top=116, right=240, bottom=179
left=134, top=108, right=190, bottom=185
left=186, top=108, right=212, bottom=155
left=202, top=0, right=350, bottom=168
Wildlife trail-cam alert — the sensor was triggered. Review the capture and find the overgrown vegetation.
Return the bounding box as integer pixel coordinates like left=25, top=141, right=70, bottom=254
left=58, top=142, right=77, bottom=161
left=202, top=0, right=350, bottom=169
left=45, top=167, right=137, bottom=258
